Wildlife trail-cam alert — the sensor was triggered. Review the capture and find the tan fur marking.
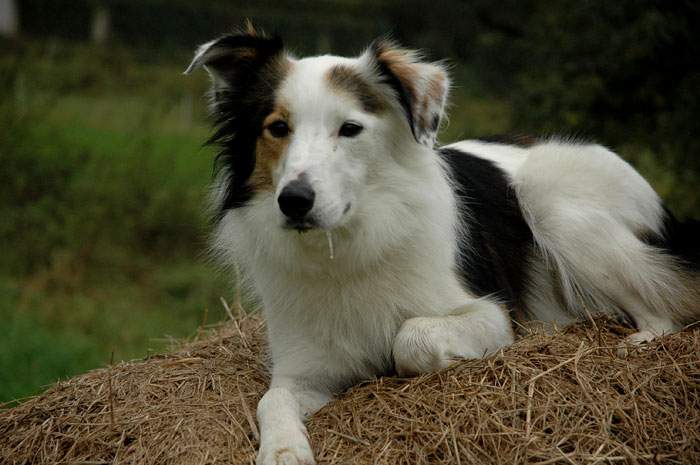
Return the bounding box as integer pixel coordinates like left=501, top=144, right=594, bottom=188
left=429, top=73, right=445, bottom=96
left=250, top=106, right=291, bottom=192
left=373, top=41, right=448, bottom=140
left=247, top=57, right=293, bottom=193
left=243, top=19, right=258, bottom=36
left=326, top=65, right=386, bottom=113
left=374, top=45, right=419, bottom=103
left=427, top=75, right=445, bottom=105
left=262, top=108, right=290, bottom=129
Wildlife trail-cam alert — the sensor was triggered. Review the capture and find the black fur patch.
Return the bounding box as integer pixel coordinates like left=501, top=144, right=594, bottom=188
left=430, top=114, right=440, bottom=132
left=204, top=33, right=286, bottom=218
left=642, top=208, right=700, bottom=272
left=439, top=147, right=535, bottom=309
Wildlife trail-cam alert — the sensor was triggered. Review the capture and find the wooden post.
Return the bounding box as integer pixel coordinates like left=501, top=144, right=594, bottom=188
left=91, top=2, right=110, bottom=44
left=0, top=0, right=19, bottom=37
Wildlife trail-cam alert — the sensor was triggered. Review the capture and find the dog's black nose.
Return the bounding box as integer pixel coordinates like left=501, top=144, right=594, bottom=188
left=278, top=179, right=315, bottom=219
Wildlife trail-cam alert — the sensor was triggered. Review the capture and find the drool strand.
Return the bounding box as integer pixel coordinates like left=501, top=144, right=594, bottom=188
left=325, top=230, right=335, bottom=260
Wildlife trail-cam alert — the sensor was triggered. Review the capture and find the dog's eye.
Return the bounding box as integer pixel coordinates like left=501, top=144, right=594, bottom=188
left=339, top=122, right=363, bottom=138
left=267, top=121, right=290, bottom=138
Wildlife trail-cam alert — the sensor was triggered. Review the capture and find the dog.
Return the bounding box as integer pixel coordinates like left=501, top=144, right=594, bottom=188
left=186, top=27, right=700, bottom=465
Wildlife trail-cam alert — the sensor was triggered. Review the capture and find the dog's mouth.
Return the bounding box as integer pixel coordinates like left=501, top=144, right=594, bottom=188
left=283, top=218, right=318, bottom=232
left=282, top=203, right=352, bottom=233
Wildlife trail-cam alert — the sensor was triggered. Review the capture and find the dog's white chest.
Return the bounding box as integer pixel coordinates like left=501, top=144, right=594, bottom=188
left=260, top=271, right=407, bottom=387
left=256, top=254, right=473, bottom=389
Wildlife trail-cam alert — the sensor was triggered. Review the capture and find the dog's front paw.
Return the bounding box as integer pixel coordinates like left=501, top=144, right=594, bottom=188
left=256, top=436, right=315, bottom=465
left=392, top=317, right=481, bottom=377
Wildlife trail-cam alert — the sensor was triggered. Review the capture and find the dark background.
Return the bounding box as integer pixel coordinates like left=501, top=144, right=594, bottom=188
left=1, top=0, right=698, bottom=404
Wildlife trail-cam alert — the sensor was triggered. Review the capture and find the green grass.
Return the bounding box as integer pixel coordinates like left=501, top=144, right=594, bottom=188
left=0, top=261, right=233, bottom=405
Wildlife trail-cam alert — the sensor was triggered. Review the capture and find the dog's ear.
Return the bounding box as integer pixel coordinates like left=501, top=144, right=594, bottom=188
left=363, top=40, right=450, bottom=147
left=184, top=25, right=285, bottom=99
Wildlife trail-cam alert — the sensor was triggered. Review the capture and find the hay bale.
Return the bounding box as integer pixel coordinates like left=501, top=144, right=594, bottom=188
left=1, top=316, right=698, bottom=464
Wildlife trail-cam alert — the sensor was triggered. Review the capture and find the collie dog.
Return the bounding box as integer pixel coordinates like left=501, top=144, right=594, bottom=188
left=186, top=28, right=699, bottom=465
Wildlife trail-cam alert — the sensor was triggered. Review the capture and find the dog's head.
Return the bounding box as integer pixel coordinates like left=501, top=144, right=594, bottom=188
left=187, top=27, right=449, bottom=233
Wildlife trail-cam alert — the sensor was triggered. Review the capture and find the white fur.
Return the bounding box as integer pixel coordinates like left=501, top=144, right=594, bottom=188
left=446, top=140, right=529, bottom=175
left=448, top=139, right=691, bottom=337
left=512, top=142, right=686, bottom=338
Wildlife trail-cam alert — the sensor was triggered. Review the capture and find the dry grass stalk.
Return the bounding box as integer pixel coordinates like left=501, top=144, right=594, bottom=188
left=1, top=316, right=698, bottom=464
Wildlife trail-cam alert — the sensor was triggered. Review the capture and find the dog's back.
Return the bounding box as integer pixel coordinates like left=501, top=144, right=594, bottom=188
left=445, top=139, right=700, bottom=335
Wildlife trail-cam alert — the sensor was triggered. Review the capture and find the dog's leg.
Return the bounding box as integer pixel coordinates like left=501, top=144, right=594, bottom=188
left=392, top=299, right=514, bottom=376
left=256, top=377, right=331, bottom=465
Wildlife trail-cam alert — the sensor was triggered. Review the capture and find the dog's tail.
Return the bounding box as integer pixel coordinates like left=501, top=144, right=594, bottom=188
left=656, top=212, right=700, bottom=322
left=659, top=211, right=700, bottom=270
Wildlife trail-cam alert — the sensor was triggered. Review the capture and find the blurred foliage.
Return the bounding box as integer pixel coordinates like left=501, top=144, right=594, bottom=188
left=383, top=0, right=699, bottom=217
left=0, top=40, right=211, bottom=274
left=0, top=40, right=235, bottom=403
left=461, top=0, right=700, bottom=217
